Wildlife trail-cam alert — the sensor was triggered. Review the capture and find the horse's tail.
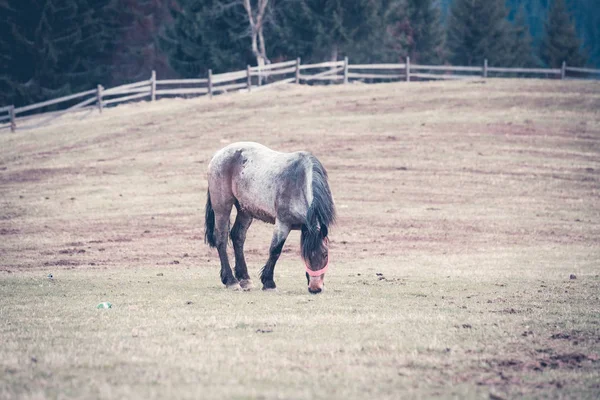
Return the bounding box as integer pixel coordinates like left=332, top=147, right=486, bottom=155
left=204, top=190, right=217, bottom=248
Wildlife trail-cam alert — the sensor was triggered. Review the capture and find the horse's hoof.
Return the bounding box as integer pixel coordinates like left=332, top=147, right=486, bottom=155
left=227, top=283, right=242, bottom=291
left=239, top=279, right=254, bottom=291
left=262, top=287, right=277, bottom=292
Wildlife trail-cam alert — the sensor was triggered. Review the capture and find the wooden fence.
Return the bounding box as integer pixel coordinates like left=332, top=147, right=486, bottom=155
left=1, top=57, right=599, bottom=132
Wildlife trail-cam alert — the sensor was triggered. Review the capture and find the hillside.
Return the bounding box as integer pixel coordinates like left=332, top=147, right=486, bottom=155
left=1, top=79, right=599, bottom=268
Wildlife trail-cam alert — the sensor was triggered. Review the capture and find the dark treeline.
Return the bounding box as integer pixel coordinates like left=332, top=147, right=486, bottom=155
left=0, top=0, right=596, bottom=107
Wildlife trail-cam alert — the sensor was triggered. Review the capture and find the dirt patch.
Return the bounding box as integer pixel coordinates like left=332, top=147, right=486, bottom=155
left=65, top=242, right=86, bottom=247
left=58, top=249, right=86, bottom=255
left=42, top=260, right=82, bottom=267
left=487, top=352, right=599, bottom=374
left=0, top=167, right=81, bottom=184
left=107, top=237, right=133, bottom=243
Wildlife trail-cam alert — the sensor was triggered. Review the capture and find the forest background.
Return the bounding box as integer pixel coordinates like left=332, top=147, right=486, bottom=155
left=1, top=0, right=597, bottom=107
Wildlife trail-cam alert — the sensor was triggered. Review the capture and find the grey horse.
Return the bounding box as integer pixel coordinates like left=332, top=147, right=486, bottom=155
left=204, top=142, right=336, bottom=293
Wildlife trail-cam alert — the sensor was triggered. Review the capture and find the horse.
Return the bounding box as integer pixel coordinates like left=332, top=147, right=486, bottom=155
left=204, top=142, right=336, bottom=294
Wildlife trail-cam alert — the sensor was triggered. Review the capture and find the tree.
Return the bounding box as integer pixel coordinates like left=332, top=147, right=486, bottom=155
left=267, top=0, right=383, bottom=63
left=509, top=6, right=537, bottom=67
left=0, top=0, right=107, bottom=107
left=317, top=0, right=382, bottom=62
left=540, top=0, right=586, bottom=68
left=161, top=0, right=282, bottom=77
left=568, top=0, right=600, bottom=67
left=241, top=0, right=271, bottom=68
left=160, top=0, right=251, bottom=77
left=386, top=0, right=444, bottom=64
left=504, top=0, right=598, bottom=68
left=446, top=0, right=513, bottom=66
left=100, top=0, right=176, bottom=85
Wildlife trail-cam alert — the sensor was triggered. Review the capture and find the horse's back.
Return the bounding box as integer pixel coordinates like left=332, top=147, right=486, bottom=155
left=207, top=142, right=311, bottom=224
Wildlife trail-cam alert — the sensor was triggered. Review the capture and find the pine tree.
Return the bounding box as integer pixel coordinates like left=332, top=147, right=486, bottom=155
left=0, top=1, right=17, bottom=106
left=267, top=0, right=383, bottom=64
left=0, top=0, right=107, bottom=107
left=266, top=1, right=318, bottom=62
left=386, top=0, right=444, bottom=64
left=99, top=0, right=176, bottom=85
left=540, top=0, right=586, bottom=68
left=160, top=0, right=252, bottom=77
left=446, top=0, right=513, bottom=67
left=509, top=6, right=537, bottom=67
left=326, top=0, right=382, bottom=61
left=569, top=0, right=600, bottom=67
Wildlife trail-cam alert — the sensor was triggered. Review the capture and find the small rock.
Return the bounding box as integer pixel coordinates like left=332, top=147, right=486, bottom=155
left=185, top=301, right=193, bottom=305
left=157, top=273, right=164, bottom=276
left=569, top=274, right=577, bottom=280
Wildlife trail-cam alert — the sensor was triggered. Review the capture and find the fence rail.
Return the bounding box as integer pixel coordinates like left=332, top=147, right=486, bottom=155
left=250, top=59, right=297, bottom=72
left=2, top=57, right=599, bottom=133
left=411, top=64, right=482, bottom=72
left=566, top=66, right=600, bottom=74
left=349, top=63, right=406, bottom=70
left=487, top=67, right=561, bottom=74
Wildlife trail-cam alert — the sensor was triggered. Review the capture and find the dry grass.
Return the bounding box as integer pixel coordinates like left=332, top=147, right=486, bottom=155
left=1, top=79, right=599, bottom=399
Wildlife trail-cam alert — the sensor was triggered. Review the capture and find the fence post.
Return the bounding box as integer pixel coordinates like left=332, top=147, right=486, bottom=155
left=150, top=70, right=156, bottom=101
left=295, top=58, right=301, bottom=84
left=9, top=105, right=16, bottom=133
left=96, top=85, right=103, bottom=113
left=561, top=61, right=566, bottom=79
left=208, top=69, right=213, bottom=99
left=343, top=56, right=349, bottom=84
left=406, top=56, right=410, bottom=82
left=483, top=59, right=488, bottom=78
left=247, top=65, right=252, bottom=92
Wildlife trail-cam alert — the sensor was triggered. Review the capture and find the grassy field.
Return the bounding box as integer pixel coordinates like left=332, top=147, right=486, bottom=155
left=1, top=79, right=599, bottom=399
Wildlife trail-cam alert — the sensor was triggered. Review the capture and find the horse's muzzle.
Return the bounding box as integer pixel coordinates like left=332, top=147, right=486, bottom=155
left=307, top=275, right=324, bottom=294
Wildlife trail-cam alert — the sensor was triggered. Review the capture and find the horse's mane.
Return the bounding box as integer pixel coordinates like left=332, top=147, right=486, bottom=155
left=301, top=155, right=336, bottom=260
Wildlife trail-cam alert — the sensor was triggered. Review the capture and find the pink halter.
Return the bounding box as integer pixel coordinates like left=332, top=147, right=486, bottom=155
left=305, top=237, right=330, bottom=277
left=305, top=254, right=330, bottom=277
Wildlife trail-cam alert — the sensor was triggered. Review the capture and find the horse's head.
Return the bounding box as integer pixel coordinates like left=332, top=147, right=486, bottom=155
left=305, top=236, right=329, bottom=294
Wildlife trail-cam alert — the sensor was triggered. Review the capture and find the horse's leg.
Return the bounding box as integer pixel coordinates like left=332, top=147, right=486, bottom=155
left=213, top=204, right=240, bottom=290
left=260, top=220, right=291, bottom=291
left=231, top=208, right=253, bottom=290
